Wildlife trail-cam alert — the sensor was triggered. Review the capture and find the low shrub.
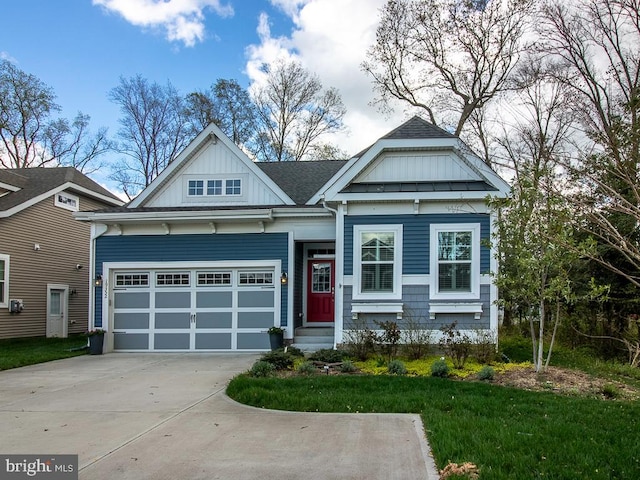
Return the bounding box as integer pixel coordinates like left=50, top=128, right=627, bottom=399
left=261, top=350, right=295, bottom=370
left=297, top=361, right=318, bottom=375
left=477, top=365, right=495, bottom=381
left=339, top=359, right=357, bottom=373
left=309, top=348, right=348, bottom=363
left=284, top=345, right=305, bottom=357
left=431, top=359, right=450, bottom=378
left=250, top=360, right=276, bottom=378
left=387, top=359, right=407, bottom=375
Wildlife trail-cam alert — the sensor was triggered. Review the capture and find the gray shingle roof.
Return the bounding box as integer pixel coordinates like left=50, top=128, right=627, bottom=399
left=352, top=116, right=455, bottom=159
left=382, top=116, right=455, bottom=140
left=257, top=160, right=347, bottom=204
left=0, top=167, right=122, bottom=213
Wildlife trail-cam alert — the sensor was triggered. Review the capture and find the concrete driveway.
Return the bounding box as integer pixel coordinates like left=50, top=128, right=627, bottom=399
left=0, top=354, right=438, bottom=479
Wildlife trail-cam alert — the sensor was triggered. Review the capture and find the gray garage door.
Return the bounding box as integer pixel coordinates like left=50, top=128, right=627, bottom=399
left=111, top=268, right=276, bottom=351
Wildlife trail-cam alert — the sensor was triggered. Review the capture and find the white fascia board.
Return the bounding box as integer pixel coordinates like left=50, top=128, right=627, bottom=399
left=330, top=191, right=498, bottom=203
left=1, top=182, right=122, bottom=218
left=0, top=181, right=21, bottom=192
left=130, top=123, right=295, bottom=208
left=65, top=183, right=125, bottom=207
left=453, top=141, right=511, bottom=197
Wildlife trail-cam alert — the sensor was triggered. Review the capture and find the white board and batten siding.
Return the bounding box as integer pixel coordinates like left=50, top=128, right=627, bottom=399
left=354, top=151, right=480, bottom=184
left=145, top=142, right=286, bottom=208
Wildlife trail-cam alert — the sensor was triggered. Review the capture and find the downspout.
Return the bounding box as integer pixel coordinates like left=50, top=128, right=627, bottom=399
left=321, top=194, right=338, bottom=215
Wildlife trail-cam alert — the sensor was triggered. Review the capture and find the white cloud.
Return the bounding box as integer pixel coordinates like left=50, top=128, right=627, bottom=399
left=245, top=0, right=408, bottom=157
left=93, top=0, right=234, bottom=47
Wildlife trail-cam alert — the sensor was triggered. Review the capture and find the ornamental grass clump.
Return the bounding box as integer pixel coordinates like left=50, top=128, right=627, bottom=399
left=249, top=360, right=276, bottom=378
left=431, top=358, right=450, bottom=378
left=387, top=359, right=407, bottom=375
left=477, top=365, right=495, bottom=381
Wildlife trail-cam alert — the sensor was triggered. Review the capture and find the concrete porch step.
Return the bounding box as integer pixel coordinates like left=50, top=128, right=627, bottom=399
left=295, top=327, right=334, bottom=337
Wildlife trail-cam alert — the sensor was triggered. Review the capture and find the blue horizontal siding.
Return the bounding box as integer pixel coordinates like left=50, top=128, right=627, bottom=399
left=95, top=233, right=288, bottom=329
left=344, top=214, right=490, bottom=275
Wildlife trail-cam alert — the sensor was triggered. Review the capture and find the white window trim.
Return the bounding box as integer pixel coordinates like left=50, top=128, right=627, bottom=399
left=352, top=224, right=403, bottom=300
left=54, top=191, right=79, bottom=211
left=0, top=254, right=8, bottom=308
left=185, top=177, right=244, bottom=198
left=430, top=223, right=480, bottom=300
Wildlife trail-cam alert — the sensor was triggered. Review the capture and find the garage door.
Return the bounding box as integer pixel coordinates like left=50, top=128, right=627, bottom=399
left=110, top=267, right=277, bottom=351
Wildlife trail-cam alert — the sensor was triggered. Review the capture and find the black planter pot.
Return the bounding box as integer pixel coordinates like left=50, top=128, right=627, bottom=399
left=269, top=332, right=284, bottom=350
left=88, top=334, right=104, bottom=355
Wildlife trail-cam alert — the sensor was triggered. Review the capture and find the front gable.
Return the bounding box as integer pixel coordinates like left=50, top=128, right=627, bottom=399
left=130, top=124, right=295, bottom=208
left=308, top=117, right=510, bottom=204
left=353, top=150, right=482, bottom=184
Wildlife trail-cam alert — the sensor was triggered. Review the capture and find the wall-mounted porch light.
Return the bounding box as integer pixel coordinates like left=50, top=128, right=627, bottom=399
left=94, top=274, right=103, bottom=287
left=280, top=271, right=288, bottom=285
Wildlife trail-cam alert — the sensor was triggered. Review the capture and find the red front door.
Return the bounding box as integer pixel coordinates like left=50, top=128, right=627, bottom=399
left=306, top=260, right=335, bottom=323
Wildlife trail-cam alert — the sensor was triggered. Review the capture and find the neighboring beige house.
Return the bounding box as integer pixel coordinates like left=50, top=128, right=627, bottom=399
left=0, top=168, right=123, bottom=339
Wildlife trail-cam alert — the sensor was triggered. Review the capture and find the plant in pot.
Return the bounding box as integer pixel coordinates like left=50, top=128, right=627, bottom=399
left=267, top=326, right=284, bottom=350
left=86, top=328, right=106, bottom=355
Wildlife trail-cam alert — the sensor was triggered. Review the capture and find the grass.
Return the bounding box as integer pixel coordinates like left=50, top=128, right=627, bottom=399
left=227, top=374, right=640, bottom=479
left=0, top=335, right=88, bottom=370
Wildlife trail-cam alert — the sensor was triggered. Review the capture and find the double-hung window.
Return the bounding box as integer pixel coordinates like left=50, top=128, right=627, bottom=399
left=430, top=223, right=480, bottom=299
left=353, top=225, right=403, bottom=299
left=0, top=254, right=9, bottom=307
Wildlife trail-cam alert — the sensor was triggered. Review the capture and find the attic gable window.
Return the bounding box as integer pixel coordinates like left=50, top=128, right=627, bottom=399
left=188, top=180, right=204, bottom=196
left=353, top=224, right=403, bottom=300
left=186, top=178, right=242, bottom=197
left=226, top=179, right=241, bottom=195
left=207, top=180, right=222, bottom=195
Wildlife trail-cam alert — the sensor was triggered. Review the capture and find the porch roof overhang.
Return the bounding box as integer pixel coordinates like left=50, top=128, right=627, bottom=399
left=74, top=206, right=333, bottom=224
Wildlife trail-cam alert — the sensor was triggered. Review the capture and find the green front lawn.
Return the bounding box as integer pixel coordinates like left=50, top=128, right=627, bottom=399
left=227, top=374, right=640, bottom=479
left=0, top=335, right=88, bottom=370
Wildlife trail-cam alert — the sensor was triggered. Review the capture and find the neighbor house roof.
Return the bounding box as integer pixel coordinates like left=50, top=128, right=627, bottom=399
left=0, top=167, right=123, bottom=217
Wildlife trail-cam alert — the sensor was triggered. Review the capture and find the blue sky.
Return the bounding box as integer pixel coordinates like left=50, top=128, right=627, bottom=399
left=1, top=0, right=407, bottom=194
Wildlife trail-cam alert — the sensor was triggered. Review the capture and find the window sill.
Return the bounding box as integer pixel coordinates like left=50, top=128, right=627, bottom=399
left=352, top=302, right=403, bottom=320
left=429, top=302, right=483, bottom=320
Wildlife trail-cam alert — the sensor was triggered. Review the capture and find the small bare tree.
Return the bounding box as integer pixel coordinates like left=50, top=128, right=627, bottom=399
left=109, top=75, right=192, bottom=198
left=252, top=59, right=346, bottom=162
left=0, top=60, right=108, bottom=172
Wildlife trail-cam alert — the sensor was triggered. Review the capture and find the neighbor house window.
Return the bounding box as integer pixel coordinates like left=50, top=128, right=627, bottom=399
left=0, top=254, right=9, bottom=307
left=430, top=223, right=480, bottom=299
left=353, top=225, right=403, bottom=300
left=188, top=180, right=204, bottom=196
left=225, top=179, right=241, bottom=195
